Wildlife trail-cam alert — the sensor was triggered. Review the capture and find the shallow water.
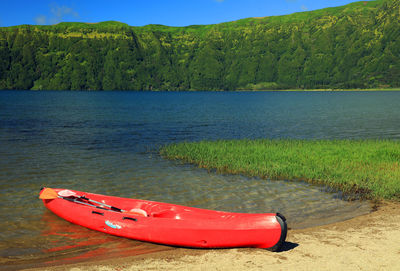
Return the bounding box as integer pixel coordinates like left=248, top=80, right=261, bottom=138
left=1, top=90, right=400, bottom=269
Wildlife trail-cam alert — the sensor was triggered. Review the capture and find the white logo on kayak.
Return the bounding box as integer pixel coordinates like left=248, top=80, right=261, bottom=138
left=105, top=220, right=122, bottom=229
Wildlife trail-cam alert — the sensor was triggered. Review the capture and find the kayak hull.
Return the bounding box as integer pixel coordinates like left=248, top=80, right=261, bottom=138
left=40, top=188, right=287, bottom=250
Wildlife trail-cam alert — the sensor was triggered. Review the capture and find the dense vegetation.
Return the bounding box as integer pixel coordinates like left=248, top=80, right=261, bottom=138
left=160, top=139, right=400, bottom=200
left=0, top=0, right=399, bottom=91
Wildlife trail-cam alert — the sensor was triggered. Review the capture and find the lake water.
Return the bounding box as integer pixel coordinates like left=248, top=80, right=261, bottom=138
left=1, top=90, right=400, bottom=269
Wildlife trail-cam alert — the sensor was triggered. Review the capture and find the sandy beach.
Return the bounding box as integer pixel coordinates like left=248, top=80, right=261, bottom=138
left=24, top=201, right=400, bottom=271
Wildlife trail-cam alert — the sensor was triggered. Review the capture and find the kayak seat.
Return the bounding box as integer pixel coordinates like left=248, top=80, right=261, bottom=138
left=128, top=208, right=148, bottom=217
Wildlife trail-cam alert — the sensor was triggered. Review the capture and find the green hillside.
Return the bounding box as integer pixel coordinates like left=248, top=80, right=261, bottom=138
left=0, top=0, right=399, bottom=91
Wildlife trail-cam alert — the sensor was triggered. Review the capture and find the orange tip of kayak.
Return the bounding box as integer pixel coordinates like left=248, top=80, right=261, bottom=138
left=39, top=188, right=59, bottom=199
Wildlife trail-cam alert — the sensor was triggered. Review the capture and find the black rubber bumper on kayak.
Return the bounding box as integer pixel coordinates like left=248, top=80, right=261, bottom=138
left=267, top=213, right=288, bottom=252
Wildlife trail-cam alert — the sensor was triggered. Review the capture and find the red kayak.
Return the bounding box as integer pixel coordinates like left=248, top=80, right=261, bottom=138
left=39, top=188, right=287, bottom=251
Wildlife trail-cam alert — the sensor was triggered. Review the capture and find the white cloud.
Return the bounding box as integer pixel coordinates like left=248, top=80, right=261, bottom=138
left=34, top=3, right=79, bottom=25
left=34, top=15, right=47, bottom=25
left=49, top=4, right=79, bottom=24
left=301, top=5, right=308, bottom=11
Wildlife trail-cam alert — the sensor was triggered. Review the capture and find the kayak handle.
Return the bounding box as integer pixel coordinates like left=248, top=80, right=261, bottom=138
left=123, top=217, right=138, bottom=222
left=92, top=211, right=104, bottom=216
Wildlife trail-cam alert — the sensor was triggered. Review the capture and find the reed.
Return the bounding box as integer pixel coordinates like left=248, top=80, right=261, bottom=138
left=160, top=139, right=400, bottom=200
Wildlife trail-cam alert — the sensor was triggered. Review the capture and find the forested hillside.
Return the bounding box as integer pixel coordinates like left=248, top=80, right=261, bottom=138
left=0, top=0, right=399, bottom=91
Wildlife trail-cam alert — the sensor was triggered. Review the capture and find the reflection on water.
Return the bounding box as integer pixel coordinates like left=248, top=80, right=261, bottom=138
left=1, top=211, right=171, bottom=270
left=1, top=90, right=399, bottom=269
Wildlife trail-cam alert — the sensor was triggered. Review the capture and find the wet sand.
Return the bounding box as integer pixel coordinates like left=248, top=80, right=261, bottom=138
left=25, top=201, right=400, bottom=271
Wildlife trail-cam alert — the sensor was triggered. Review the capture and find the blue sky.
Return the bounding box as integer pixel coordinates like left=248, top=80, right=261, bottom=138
left=0, top=0, right=361, bottom=27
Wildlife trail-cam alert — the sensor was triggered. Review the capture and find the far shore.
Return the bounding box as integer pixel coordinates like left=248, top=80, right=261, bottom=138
left=26, top=201, right=400, bottom=271
left=2, top=87, right=400, bottom=92
left=237, top=88, right=400, bottom=92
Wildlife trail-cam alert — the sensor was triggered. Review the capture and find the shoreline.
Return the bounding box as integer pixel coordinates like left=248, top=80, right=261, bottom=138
left=160, top=139, right=400, bottom=200
left=238, top=88, right=400, bottom=92
left=2, top=88, right=400, bottom=92
left=25, top=201, right=400, bottom=271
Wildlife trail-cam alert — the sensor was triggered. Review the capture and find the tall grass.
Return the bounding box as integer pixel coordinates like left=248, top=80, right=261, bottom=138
left=160, top=139, right=400, bottom=200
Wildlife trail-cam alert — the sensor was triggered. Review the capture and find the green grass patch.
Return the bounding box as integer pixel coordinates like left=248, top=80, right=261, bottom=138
left=160, top=139, right=400, bottom=200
